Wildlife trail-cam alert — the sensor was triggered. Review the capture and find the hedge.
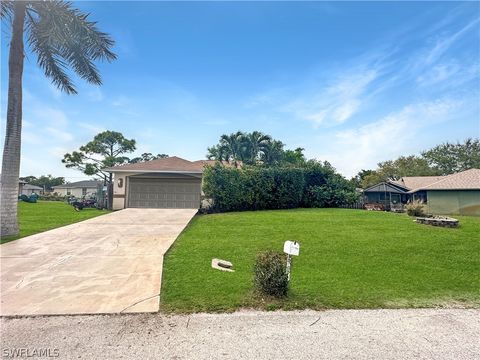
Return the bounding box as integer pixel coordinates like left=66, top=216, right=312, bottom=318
left=203, top=162, right=358, bottom=212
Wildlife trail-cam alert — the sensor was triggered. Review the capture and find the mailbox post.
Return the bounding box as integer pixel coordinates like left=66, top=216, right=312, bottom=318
left=283, top=240, right=300, bottom=281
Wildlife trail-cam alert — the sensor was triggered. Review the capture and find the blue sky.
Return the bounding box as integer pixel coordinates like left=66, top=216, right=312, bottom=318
left=1, top=1, right=479, bottom=180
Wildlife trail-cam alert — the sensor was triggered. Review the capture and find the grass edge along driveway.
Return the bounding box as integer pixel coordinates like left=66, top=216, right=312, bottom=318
left=161, top=208, right=480, bottom=313
left=0, top=201, right=110, bottom=244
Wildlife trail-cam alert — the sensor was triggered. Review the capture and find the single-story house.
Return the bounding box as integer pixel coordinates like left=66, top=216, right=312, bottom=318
left=52, top=180, right=102, bottom=198
left=105, top=156, right=216, bottom=210
left=363, top=168, right=480, bottom=215
left=19, top=183, right=43, bottom=195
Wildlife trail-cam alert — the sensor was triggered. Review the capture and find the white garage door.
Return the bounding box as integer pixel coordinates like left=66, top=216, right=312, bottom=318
left=127, top=177, right=201, bottom=209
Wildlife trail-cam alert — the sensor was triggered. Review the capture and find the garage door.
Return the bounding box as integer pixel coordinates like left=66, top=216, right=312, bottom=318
left=127, top=177, right=201, bottom=209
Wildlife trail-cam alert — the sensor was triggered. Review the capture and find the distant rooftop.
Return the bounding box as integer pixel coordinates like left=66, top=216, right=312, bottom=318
left=53, top=180, right=102, bottom=189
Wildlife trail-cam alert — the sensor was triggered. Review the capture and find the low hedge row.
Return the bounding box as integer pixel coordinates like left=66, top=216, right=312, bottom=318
left=203, top=162, right=358, bottom=212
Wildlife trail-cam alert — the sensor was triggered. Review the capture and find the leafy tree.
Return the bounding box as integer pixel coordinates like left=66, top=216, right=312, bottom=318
left=19, top=175, right=65, bottom=190
left=282, top=147, right=306, bottom=166
left=62, top=131, right=136, bottom=184
left=360, top=156, right=440, bottom=188
left=129, top=153, right=169, bottom=164
left=352, top=169, right=376, bottom=188
left=422, top=138, right=480, bottom=175
left=0, top=1, right=116, bottom=236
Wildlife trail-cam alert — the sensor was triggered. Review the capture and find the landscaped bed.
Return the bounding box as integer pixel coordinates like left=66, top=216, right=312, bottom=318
left=161, top=208, right=480, bottom=312
left=0, top=201, right=110, bottom=244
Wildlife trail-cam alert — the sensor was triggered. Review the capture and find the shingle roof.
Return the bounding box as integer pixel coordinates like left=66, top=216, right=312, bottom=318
left=53, top=180, right=102, bottom=189
left=22, top=184, right=43, bottom=190
left=407, top=168, right=480, bottom=192
left=391, top=176, right=445, bottom=190
left=105, top=156, right=205, bottom=173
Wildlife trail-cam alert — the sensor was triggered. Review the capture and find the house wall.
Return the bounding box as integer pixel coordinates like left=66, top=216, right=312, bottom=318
left=20, top=188, right=41, bottom=195
left=426, top=190, right=480, bottom=216
left=111, top=171, right=203, bottom=210
left=112, top=172, right=137, bottom=210
left=54, top=187, right=97, bottom=198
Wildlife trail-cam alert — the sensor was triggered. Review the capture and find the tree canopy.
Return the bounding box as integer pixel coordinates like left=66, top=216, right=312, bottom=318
left=62, top=131, right=136, bottom=183
left=356, top=138, right=479, bottom=188
left=129, top=153, right=169, bottom=164
left=422, top=138, right=480, bottom=175
left=19, top=175, right=65, bottom=190
left=207, top=131, right=306, bottom=167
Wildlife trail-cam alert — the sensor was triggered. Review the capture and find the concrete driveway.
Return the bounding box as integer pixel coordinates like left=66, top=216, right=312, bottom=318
left=0, top=208, right=197, bottom=316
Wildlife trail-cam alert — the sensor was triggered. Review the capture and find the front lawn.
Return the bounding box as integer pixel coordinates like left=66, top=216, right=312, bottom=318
left=161, top=209, right=480, bottom=312
left=0, top=201, right=110, bottom=244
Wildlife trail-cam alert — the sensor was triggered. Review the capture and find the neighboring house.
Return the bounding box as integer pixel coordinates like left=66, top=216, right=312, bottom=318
left=52, top=180, right=102, bottom=198
left=19, top=183, right=43, bottom=195
left=105, top=156, right=216, bottom=210
left=363, top=169, right=480, bottom=215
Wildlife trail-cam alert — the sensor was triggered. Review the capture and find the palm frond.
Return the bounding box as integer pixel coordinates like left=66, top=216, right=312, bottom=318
left=0, top=1, right=13, bottom=21
left=26, top=0, right=116, bottom=93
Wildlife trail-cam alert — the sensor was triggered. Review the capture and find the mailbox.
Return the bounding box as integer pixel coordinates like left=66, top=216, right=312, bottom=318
left=283, top=240, right=300, bottom=256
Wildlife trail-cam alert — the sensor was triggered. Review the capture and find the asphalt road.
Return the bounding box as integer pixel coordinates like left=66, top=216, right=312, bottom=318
left=1, top=309, right=479, bottom=359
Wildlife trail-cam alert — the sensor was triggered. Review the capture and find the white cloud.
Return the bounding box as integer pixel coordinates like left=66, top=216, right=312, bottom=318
left=423, top=17, right=480, bottom=66
left=46, top=127, right=74, bottom=142
left=87, top=88, right=104, bottom=102
left=78, top=122, right=105, bottom=135
left=281, top=69, right=380, bottom=127
left=315, top=98, right=463, bottom=177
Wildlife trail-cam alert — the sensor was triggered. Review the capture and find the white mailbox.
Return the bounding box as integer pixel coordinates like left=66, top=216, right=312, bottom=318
left=283, top=240, right=300, bottom=256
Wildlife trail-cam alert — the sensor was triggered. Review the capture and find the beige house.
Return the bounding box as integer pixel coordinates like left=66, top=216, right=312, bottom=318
left=52, top=180, right=102, bottom=198
left=105, top=156, right=216, bottom=210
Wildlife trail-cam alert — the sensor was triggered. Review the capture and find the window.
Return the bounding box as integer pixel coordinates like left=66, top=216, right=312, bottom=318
left=82, top=188, right=87, bottom=196
left=67, top=189, right=71, bottom=195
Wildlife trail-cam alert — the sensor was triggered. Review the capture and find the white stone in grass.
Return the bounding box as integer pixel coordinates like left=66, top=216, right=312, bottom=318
left=211, top=258, right=234, bottom=272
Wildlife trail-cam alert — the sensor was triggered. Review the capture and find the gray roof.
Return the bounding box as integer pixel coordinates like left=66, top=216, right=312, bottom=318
left=22, top=184, right=43, bottom=190
left=53, top=180, right=102, bottom=189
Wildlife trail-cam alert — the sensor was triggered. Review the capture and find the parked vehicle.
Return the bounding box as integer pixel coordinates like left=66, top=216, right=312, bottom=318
left=71, top=193, right=103, bottom=211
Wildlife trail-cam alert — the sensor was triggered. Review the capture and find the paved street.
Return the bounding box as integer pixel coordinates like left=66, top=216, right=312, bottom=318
left=1, top=309, right=478, bottom=359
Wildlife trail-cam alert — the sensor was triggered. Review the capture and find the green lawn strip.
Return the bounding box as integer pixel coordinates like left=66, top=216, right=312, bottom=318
left=0, top=201, right=110, bottom=244
left=160, top=209, right=480, bottom=312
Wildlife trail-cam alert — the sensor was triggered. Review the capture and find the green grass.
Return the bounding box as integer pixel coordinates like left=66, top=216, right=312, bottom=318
left=161, top=208, right=480, bottom=313
left=0, top=201, right=110, bottom=244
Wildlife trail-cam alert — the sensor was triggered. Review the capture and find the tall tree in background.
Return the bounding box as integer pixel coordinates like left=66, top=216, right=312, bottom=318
left=0, top=1, right=116, bottom=236
left=129, top=153, right=169, bottom=164
left=422, top=138, right=480, bottom=175
left=244, top=131, right=272, bottom=164
left=19, top=175, right=65, bottom=191
left=359, top=155, right=440, bottom=188
left=207, top=131, right=294, bottom=167
left=63, top=131, right=135, bottom=184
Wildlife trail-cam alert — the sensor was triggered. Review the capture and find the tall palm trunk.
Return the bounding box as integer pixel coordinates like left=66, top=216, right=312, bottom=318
left=1, top=1, right=26, bottom=237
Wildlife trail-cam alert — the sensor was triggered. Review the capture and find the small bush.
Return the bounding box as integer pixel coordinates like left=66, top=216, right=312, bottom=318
left=254, top=251, right=289, bottom=297
left=406, top=199, right=426, bottom=217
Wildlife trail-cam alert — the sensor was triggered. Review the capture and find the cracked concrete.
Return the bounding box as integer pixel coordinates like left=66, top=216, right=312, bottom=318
left=0, top=208, right=197, bottom=316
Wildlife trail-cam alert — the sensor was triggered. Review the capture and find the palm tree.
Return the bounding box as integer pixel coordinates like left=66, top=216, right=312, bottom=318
left=245, top=131, right=272, bottom=164
left=0, top=1, right=116, bottom=237
left=219, top=131, right=245, bottom=167
left=261, top=140, right=285, bottom=166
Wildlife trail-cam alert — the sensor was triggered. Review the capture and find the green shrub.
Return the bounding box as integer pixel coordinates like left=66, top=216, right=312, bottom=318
left=203, top=161, right=358, bottom=212
left=406, top=199, right=427, bottom=217
left=38, top=193, right=67, bottom=202
left=254, top=251, right=289, bottom=297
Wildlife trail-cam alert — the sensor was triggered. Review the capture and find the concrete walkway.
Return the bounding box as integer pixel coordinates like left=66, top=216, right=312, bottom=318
left=1, top=309, right=478, bottom=359
left=0, top=209, right=197, bottom=316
